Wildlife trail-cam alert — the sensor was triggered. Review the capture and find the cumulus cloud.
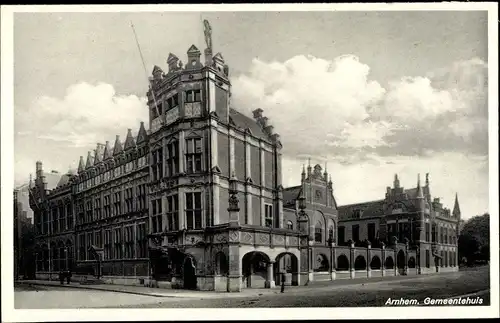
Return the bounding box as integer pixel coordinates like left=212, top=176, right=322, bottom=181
left=231, top=55, right=488, bottom=162
left=17, top=82, right=149, bottom=148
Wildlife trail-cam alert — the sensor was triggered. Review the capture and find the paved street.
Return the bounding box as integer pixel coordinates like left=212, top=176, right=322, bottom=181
left=15, top=266, right=490, bottom=308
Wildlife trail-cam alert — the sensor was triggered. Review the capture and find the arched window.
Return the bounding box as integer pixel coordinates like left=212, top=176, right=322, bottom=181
left=328, top=225, right=334, bottom=242
left=287, top=220, right=293, bottom=230
left=315, top=221, right=323, bottom=243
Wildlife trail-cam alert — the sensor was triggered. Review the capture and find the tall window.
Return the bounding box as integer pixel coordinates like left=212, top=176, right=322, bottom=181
left=113, top=191, right=122, bottom=216
left=152, top=199, right=163, bottom=233
left=137, top=184, right=147, bottom=211
left=185, top=138, right=203, bottom=174
left=52, top=207, right=58, bottom=233
left=124, top=225, right=135, bottom=259
left=425, top=250, right=430, bottom=268
left=103, top=195, right=111, bottom=218
left=368, top=223, right=376, bottom=242
left=136, top=223, right=147, bottom=258
left=166, top=195, right=179, bottom=231
left=104, top=230, right=112, bottom=260
left=186, top=192, right=202, bottom=230
left=78, top=234, right=86, bottom=261
left=264, top=204, right=273, bottom=228
left=166, top=93, right=179, bottom=110
left=425, top=223, right=430, bottom=242
left=432, top=224, right=436, bottom=242
left=95, top=197, right=102, bottom=220
left=328, top=225, right=334, bottom=242
left=77, top=202, right=84, bottom=225
left=440, top=226, right=443, bottom=243
left=315, top=222, right=323, bottom=243
left=95, top=230, right=102, bottom=248
left=352, top=224, right=360, bottom=243
left=287, top=220, right=293, bottom=230
left=113, top=227, right=122, bottom=259
left=151, top=148, right=163, bottom=181
left=86, top=232, right=93, bottom=260
left=338, top=226, right=345, bottom=245
left=124, top=187, right=134, bottom=214
left=43, top=211, right=49, bottom=234
left=444, top=228, right=448, bottom=244
left=185, top=89, right=201, bottom=103
left=165, top=141, right=179, bottom=176
left=85, top=200, right=93, bottom=223
left=58, top=205, right=65, bottom=232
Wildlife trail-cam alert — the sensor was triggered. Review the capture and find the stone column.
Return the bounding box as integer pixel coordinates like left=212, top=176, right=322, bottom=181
left=381, top=243, right=386, bottom=277
left=179, top=131, right=185, bottom=174
left=404, top=241, right=409, bottom=275
left=212, top=176, right=220, bottom=225
left=308, top=241, right=314, bottom=282
left=367, top=243, right=372, bottom=278
left=349, top=241, right=355, bottom=279
left=178, top=188, right=185, bottom=230
left=265, top=261, right=276, bottom=288
left=394, top=248, right=398, bottom=276
left=330, top=242, right=336, bottom=281
left=227, top=244, right=241, bottom=292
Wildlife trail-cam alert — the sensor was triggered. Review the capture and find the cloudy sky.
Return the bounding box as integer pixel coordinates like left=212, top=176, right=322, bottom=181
left=13, top=9, right=490, bottom=220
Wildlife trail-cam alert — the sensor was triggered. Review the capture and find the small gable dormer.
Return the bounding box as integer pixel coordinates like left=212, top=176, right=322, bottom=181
left=152, top=65, right=164, bottom=82
left=103, top=141, right=113, bottom=161
left=136, top=121, right=148, bottom=145
left=85, top=151, right=94, bottom=169
left=113, top=135, right=123, bottom=156
left=213, top=52, right=227, bottom=76
left=78, top=156, right=85, bottom=173
left=167, top=53, right=181, bottom=74
left=124, top=128, right=136, bottom=150
left=185, top=45, right=203, bottom=70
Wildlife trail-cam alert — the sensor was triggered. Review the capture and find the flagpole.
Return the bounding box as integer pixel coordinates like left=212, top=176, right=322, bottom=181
left=130, top=21, right=160, bottom=119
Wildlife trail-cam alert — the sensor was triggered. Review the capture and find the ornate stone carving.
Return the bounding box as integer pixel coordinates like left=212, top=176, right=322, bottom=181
left=241, top=232, right=253, bottom=243
left=258, top=233, right=269, bottom=245
left=229, top=230, right=239, bottom=242
left=214, top=233, right=227, bottom=243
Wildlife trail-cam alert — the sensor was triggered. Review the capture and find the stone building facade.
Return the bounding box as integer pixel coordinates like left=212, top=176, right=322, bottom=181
left=28, top=22, right=460, bottom=292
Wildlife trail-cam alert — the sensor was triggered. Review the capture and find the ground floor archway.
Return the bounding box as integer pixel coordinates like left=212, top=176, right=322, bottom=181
left=242, top=251, right=271, bottom=288
left=274, top=252, right=299, bottom=286
left=183, top=256, right=197, bottom=290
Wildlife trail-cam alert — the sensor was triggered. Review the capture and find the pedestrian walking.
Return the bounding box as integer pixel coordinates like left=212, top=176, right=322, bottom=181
left=280, top=272, right=285, bottom=293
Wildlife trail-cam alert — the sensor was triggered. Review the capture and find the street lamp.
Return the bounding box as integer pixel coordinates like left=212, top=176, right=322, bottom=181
left=228, top=172, right=240, bottom=213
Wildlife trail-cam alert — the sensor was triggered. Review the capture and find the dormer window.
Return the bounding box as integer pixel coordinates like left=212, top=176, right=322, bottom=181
left=353, top=209, right=362, bottom=219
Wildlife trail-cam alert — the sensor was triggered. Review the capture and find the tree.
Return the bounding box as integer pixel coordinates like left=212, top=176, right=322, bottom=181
left=458, top=213, right=490, bottom=264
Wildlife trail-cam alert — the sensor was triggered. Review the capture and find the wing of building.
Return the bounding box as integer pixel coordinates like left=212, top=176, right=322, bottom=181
left=27, top=23, right=461, bottom=291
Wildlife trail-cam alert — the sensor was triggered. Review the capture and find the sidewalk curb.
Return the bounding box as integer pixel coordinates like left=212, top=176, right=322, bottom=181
left=15, top=281, right=184, bottom=298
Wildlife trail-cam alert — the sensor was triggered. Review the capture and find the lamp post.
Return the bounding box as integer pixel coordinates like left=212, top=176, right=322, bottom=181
left=228, top=172, right=240, bottom=223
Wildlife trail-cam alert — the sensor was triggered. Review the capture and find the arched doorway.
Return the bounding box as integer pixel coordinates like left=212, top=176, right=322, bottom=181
left=242, top=251, right=270, bottom=288
left=354, top=255, right=367, bottom=270
left=370, top=256, right=381, bottom=270
left=275, top=252, right=299, bottom=286
left=336, top=254, right=349, bottom=271
left=385, top=256, right=394, bottom=269
left=397, top=250, right=406, bottom=274
left=183, top=256, right=197, bottom=290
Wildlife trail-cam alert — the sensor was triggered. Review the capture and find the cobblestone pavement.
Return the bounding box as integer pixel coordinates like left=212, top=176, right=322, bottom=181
left=14, top=266, right=490, bottom=309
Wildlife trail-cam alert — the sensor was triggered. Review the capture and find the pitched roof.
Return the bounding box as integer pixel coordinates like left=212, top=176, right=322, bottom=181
left=405, top=188, right=418, bottom=199
left=282, top=185, right=302, bottom=206
left=85, top=152, right=94, bottom=169
left=228, top=108, right=269, bottom=141
left=337, top=199, right=385, bottom=220
left=56, top=174, right=71, bottom=187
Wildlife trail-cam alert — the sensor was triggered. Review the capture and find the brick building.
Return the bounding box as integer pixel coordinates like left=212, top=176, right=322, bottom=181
left=28, top=21, right=460, bottom=291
